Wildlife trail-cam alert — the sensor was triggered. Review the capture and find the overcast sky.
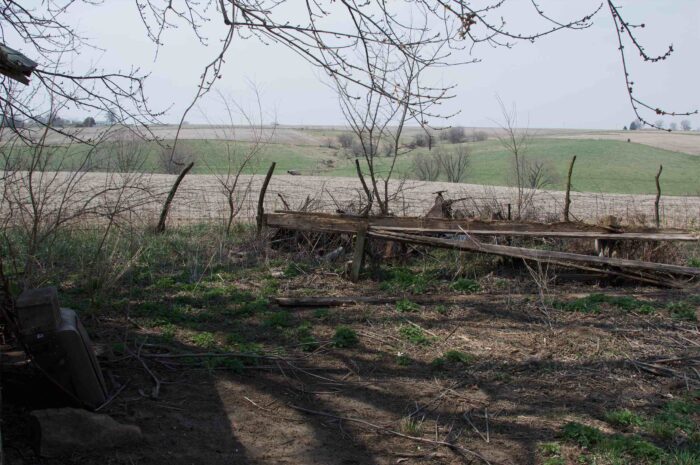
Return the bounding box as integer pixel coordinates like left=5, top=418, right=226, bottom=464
left=66, top=1, right=700, bottom=129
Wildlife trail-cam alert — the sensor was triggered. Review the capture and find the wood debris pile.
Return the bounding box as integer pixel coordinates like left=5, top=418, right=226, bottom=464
left=264, top=211, right=700, bottom=288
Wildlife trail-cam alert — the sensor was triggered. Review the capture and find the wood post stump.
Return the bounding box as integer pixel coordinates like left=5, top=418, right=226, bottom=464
left=350, top=226, right=367, bottom=282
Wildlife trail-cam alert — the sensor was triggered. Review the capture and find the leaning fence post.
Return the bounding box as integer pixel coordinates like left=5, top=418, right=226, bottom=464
left=654, top=164, right=663, bottom=228
left=256, top=162, right=276, bottom=237
left=350, top=225, right=368, bottom=282
left=155, top=161, right=194, bottom=234
left=564, top=155, right=577, bottom=222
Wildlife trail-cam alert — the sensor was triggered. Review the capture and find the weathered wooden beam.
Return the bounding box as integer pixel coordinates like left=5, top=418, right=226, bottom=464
left=368, top=230, right=699, bottom=287
left=350, top=226, right=367, bottom=282
left=371, top=227, right=698, bottom=241
left=264, top=212, right=698, bottom=241
left=256, top=162, right=276, bottom=237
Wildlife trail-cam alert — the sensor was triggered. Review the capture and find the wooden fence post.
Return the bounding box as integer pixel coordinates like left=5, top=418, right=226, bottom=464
left=257, top=162, right=276, bottom=237
left=350, top=225, right=367, bottom=282
left=564, top=155, right=577, bottom=222
left=155, top=161, right=194, bottom=234
left=654, top=164, right=663, bottom=228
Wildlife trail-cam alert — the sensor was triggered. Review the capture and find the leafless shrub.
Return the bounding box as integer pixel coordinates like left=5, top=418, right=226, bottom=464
left=523, top=260, right=555, bottom=328
left=472, top=130, right=488, bottom=142
left=496, top=97, right=545, bottom=220
left=333, top=34, right=440, bottom=215
left=525, top=160, right=557, bottom=190
left=439, top=127, right=465, bottom=144
left=200, top=89, right=269, bottom=234
left=0, top=98, right=155, bottom=290
left=95, top=130, right=150, bottom=173
left=436, top=146, right=470, bottom=183
left=411, top=153, right=441, bottom=181
left=337, top=133, right=355, bottom=149
left=381, top=141, right=395, bottom=158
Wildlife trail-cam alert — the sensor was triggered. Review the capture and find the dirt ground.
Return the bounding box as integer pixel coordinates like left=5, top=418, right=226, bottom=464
left=3, top=271, right=699, bottom=465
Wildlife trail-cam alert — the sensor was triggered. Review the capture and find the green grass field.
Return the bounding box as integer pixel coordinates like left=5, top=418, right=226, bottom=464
left=10, top=136, right=700, bottom=196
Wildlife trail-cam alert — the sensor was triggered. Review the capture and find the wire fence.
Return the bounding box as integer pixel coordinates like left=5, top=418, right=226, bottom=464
left=3, top=172, right=699, bottom=230
left=156, top=174, right=700, bottom=229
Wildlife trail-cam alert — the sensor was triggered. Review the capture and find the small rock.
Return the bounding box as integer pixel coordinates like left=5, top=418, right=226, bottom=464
left=30, top=408, right=141, bottom=457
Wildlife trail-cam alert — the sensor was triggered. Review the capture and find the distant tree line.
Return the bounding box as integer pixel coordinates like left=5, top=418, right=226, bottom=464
left=626, top=118, right=693, bottom=131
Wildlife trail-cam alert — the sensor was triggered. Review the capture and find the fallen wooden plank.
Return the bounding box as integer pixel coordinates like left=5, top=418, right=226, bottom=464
left=265, top=212, right=697, bottom=240
left=371, top=227, right=699, bottom=241
left=370, top=230, right=700, bottom=277
left=367, top=230, right=698, bottom=288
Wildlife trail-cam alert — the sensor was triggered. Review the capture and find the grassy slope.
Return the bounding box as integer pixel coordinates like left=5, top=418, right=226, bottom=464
left=15, top=137, right=700, bottom=195
left=327, top=138, right=700, bottom=196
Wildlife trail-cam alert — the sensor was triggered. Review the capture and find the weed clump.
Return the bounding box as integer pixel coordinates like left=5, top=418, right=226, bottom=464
left=399, top=325, right=431, bottom=345
left=667, top=301, right=697, bottom=321
left=432, top=350, right=474, bottom=369
left=313, top=308, right=330, bottom=320
left=605, top=409, right=645, bottom=427
left=237, top=297, right=268, bottom=316
left=192, top=332, right=216, bottom=349
left=553, top=293, right=653, bottom=314
left=283, top=262, right=311, bottom=277
left=264, top=310, right=294, bottom=328
left=450, top=278, right=480, bottom=293
left=396, top=299, right=420, bottom=313
left=296, top=323, right=320, bottom=352
left=380, top=267, right=434, bottom=293
left=399, top=416, right=422, bottom=435
left=564, top=393, right=700, bottom=463
left=332, top=326, right=358, bottom=348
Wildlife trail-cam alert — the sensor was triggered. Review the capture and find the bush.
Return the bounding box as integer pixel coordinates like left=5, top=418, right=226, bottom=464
left=440, top=126, right=465, bottom=143
left=192, top=332, right=217, bottom=349
left=396, top=299, right=420, bottom=313
left=264, top=310, right=293, bottom=328
left=337, top=133, right=354, bottom=148
left=451, top=278, right=480, bottom=293
left=399, top=325, right=430, bottom=345
left=297, top=323, right=320, bottom=352
left=667, top=301, right=697, bottom=321
left=332, top=326, right=359, bottom=348
left=412, top=133, right=432, bottom=148
left=411, top=153, right=441, bottom=181
left=433, top=350, right=474, bottom=369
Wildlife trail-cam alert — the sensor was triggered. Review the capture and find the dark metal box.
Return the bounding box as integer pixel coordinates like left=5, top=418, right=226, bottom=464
left=15, top=287, right=62, bottom=336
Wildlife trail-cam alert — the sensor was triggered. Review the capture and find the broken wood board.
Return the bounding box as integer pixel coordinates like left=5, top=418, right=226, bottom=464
left=265, top=212, right=697, bottom=241
left=368, top=230, right=700, bottom=288
left=372, top=227, right=698, bottom=241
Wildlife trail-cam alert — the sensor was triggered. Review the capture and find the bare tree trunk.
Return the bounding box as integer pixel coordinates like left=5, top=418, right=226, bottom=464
left=256, top=162, right=276, bottom=237
left=654, top=164, right=663, bottom=228
left=564, top=155, right=577, bottom=222
left=155, top=162, right=194, bottom=234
